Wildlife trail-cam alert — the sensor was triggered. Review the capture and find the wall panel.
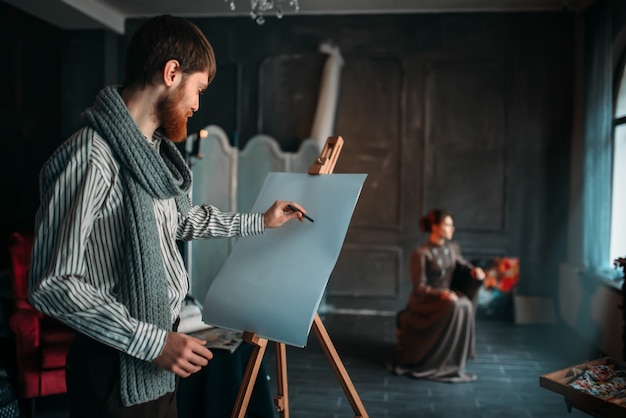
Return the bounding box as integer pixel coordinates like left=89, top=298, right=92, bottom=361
left=423, top=60, right=508, bottom=233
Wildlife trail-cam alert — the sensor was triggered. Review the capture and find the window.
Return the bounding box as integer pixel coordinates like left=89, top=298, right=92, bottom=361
left=611, top=61, right=626, bottom=264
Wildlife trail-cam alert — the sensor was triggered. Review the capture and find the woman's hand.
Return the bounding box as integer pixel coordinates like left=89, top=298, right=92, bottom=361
left=471, top=267, right=486, bottom=281
left=440, top=289, right=458, bottom=302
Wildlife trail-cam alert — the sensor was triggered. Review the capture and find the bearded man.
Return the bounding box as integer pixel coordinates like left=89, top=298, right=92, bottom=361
left=28, top=15, right=307, bottom=418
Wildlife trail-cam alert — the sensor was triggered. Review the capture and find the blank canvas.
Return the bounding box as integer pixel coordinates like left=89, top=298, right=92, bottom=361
left=202, top=172, right=367, bottom=347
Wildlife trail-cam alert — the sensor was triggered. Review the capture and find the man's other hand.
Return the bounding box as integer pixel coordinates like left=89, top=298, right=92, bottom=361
left=154, top=332, right=213, bottom=378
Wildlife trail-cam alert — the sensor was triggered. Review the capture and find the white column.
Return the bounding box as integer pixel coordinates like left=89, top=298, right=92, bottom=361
left=309, top=42, right=344, bottom=151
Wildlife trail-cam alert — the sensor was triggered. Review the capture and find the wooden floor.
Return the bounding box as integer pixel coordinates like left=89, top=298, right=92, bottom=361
left=30, top=313, right=604, bottom=418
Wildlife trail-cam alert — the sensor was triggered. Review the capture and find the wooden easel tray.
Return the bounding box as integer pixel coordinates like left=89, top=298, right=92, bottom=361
left=540, top=357, right=626, bottom=417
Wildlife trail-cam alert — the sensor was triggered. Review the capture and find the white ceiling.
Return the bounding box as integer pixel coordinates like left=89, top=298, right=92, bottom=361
left=2, top=0, right=593, bottom=34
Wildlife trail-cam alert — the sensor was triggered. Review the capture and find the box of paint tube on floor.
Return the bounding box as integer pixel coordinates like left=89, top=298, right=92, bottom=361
left=540, top=357, right=626, bottom=417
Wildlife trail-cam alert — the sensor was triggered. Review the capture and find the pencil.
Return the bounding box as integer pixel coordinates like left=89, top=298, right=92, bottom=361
left=287, top=204, right=314, bottom=223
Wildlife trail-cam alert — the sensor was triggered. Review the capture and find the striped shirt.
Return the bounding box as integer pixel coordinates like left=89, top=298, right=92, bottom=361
left=29, top=127, right=264, bottom=362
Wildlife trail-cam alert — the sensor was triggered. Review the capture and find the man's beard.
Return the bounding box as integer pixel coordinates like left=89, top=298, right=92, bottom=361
left=156, top=83, right=189, bottom=143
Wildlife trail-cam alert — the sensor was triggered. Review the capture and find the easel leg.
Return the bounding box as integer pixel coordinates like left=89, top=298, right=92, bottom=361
left=274, top=342, right=290, bottom=417
left=312, top=313, right=369, bottom=418
left=231, top=331, right=269, bottom=418
left=308, top=136, right=368, bottom=417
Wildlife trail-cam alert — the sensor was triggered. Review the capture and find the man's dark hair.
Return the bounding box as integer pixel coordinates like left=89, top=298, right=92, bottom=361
left=123, top=15, right=216, bottom=89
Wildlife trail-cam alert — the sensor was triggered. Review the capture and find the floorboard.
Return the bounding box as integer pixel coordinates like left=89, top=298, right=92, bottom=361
left=23, top=314, right=608, bottom=418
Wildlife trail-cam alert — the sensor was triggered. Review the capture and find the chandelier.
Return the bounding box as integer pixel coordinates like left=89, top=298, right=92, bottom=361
left=224, top=0, right=300, bottom=25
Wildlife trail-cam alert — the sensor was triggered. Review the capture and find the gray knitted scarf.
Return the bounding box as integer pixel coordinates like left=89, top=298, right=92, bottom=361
left=82, top=86, right=191, bottom=407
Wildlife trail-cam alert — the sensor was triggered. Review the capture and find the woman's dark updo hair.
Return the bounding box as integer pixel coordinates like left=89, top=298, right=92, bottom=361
left=419, top=209, right=453, bottom=233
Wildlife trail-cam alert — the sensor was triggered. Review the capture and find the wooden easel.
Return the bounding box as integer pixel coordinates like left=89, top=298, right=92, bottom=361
left=231, top=136, right=368, bottom=418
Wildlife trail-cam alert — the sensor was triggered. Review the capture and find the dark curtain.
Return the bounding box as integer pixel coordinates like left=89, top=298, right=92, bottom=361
left=582, top=0, right=613, bottom=272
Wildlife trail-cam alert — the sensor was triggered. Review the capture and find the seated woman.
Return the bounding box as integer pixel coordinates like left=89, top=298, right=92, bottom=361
left=390, top=208, right=485, bottom=383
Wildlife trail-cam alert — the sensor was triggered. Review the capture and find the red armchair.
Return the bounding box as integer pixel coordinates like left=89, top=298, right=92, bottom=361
left=7, top=232, right=75, bottom=403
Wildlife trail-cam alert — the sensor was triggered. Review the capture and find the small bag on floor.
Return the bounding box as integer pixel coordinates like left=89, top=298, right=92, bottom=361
left=0, top=380, right=19, bottom=418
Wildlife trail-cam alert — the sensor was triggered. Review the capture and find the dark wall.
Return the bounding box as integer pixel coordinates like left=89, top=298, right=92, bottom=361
left=1, top=7, right=575, bottom=307
left=127, top=13, right=574, bottom=304
left=0, top=2, right=113, bottom=269
left=0, top=4, right=63, bottom=268
left=62, top=30, right=120, bottom=139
